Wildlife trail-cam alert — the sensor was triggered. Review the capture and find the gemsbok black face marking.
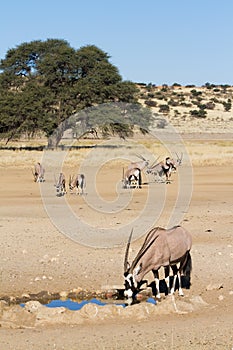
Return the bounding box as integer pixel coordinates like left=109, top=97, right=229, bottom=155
left=123, top=226, right=192, bottom=299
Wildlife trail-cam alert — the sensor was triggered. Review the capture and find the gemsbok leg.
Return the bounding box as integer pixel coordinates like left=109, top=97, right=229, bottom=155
left=152, top=269, right=161, bottom=299
left=170, top=252, right=191, bottom=296
left=153, top=266, right=172, bottom=298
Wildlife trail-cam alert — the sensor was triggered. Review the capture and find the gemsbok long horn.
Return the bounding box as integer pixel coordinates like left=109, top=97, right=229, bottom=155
left=149, top=155, right=160, bottom=169
left=175, top=152, right=183, bottom=165
left=134, top=153, right=146, bottom=161
left=124, top=229, right=133, bottom=272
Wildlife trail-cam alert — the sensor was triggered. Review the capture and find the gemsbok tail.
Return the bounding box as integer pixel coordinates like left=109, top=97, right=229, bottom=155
left=138, top=169, right=142, bottom=187
left=182, top=251, right=192, bottom=289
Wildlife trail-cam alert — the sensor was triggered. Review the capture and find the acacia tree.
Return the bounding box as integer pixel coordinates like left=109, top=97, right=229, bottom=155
left=0, top=39, right=141, bottom=146
left=69, top=101, right=152, bottom=141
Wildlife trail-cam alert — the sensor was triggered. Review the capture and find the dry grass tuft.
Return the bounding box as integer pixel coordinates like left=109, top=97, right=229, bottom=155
left=0, top=139, right=232, bottom=168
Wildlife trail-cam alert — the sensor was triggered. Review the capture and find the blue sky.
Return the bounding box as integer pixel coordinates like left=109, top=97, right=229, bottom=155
left=1, top=0, right=232, bottom=86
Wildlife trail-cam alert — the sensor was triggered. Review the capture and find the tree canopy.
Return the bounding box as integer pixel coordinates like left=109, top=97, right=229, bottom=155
left=0, top=39, right=151, bottom=146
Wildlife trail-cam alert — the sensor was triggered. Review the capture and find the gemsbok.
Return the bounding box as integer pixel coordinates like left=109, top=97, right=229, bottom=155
left=33, top=162, right=45, bottom=182
left=175, top=152, right=183, bottom=167
left=69, top=174, right=86, bottom=195
left=55, top=173, right=66, bottom=196
left=128, top=154, right=149, bottom=172
left=122, top=168, right=142, bottom=189
left=123, top=226, right=192, bottom=299
left=146, top=157, right=176, bottom=183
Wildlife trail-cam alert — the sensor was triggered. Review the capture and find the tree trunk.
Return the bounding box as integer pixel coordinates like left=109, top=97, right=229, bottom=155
left=47, top=121, right=66, bottom=148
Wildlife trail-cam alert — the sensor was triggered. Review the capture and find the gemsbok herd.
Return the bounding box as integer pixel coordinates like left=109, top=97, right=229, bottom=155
left=122, top=152, right=183, bottom=188
left=32, top=151, right=192, bottom=301
left=33, top=152, right=182, bottom=194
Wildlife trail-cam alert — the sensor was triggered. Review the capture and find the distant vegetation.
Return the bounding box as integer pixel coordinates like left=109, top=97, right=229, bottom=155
left=138, top=82, right=233, bottom=122
left=0, top=38, right=232, bottom=147
left=0, top=39, right=149, bottom=147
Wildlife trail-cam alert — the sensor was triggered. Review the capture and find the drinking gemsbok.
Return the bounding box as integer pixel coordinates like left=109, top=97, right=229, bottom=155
left=124, top=226, right=192, bottom=299
left=122, top=168, right=142, bottom=189
left=54, top=172, right=66, bottom=196
left=33, top=162, right=45, bottom=182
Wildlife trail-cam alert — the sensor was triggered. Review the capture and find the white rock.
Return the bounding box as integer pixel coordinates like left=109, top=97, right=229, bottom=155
left=206, top=283, right=223, bottom=291
left=24, top=301, right=43, bottom=312
left=21, top=293, right=30, bottom=298
left=60, top=291, right=68, bottom=298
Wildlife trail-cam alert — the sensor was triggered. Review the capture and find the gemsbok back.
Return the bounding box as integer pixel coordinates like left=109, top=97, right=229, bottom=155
left=124, top=225, right=192, bottom=299
left=69, top=174, right=86, bottom=195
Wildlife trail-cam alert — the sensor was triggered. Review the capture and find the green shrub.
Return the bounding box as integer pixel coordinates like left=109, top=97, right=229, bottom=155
left=168, top=99, right=179, bottom=106
left=223, top=99, right=231, bottom=111
left=172, top=83, right=181, bottom=87
left=159, top=104, right=170, bottom=113
left=180, top=102, right=193, bottom=107
left=197, top=104, right=207, bottom=110
left=155, top=92, right=166, bottom=100
left=190, top=109, right=207, bottom=118
left=191, top=89, right=202, bottom=97
left=145, top=100, right=157, bottom=107
left=147, top=92, right=155, bottom=98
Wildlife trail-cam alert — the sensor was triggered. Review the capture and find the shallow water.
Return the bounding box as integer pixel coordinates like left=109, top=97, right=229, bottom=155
left=45, top=298, right=126, bottom=310
left=20, top=297, right=156, bottom=311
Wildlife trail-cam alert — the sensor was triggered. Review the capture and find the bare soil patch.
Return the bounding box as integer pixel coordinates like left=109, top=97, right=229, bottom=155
left=0, top=141, right=233, bottom=349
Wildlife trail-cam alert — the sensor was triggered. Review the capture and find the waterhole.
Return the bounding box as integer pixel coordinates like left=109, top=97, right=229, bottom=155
left=20, top=297, right=156, bottom=310
left=1, top=288, right=156, bottom=310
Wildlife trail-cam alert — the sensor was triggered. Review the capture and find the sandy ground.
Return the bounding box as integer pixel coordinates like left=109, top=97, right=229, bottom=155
left=0, top=140, right=233, bottom=349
